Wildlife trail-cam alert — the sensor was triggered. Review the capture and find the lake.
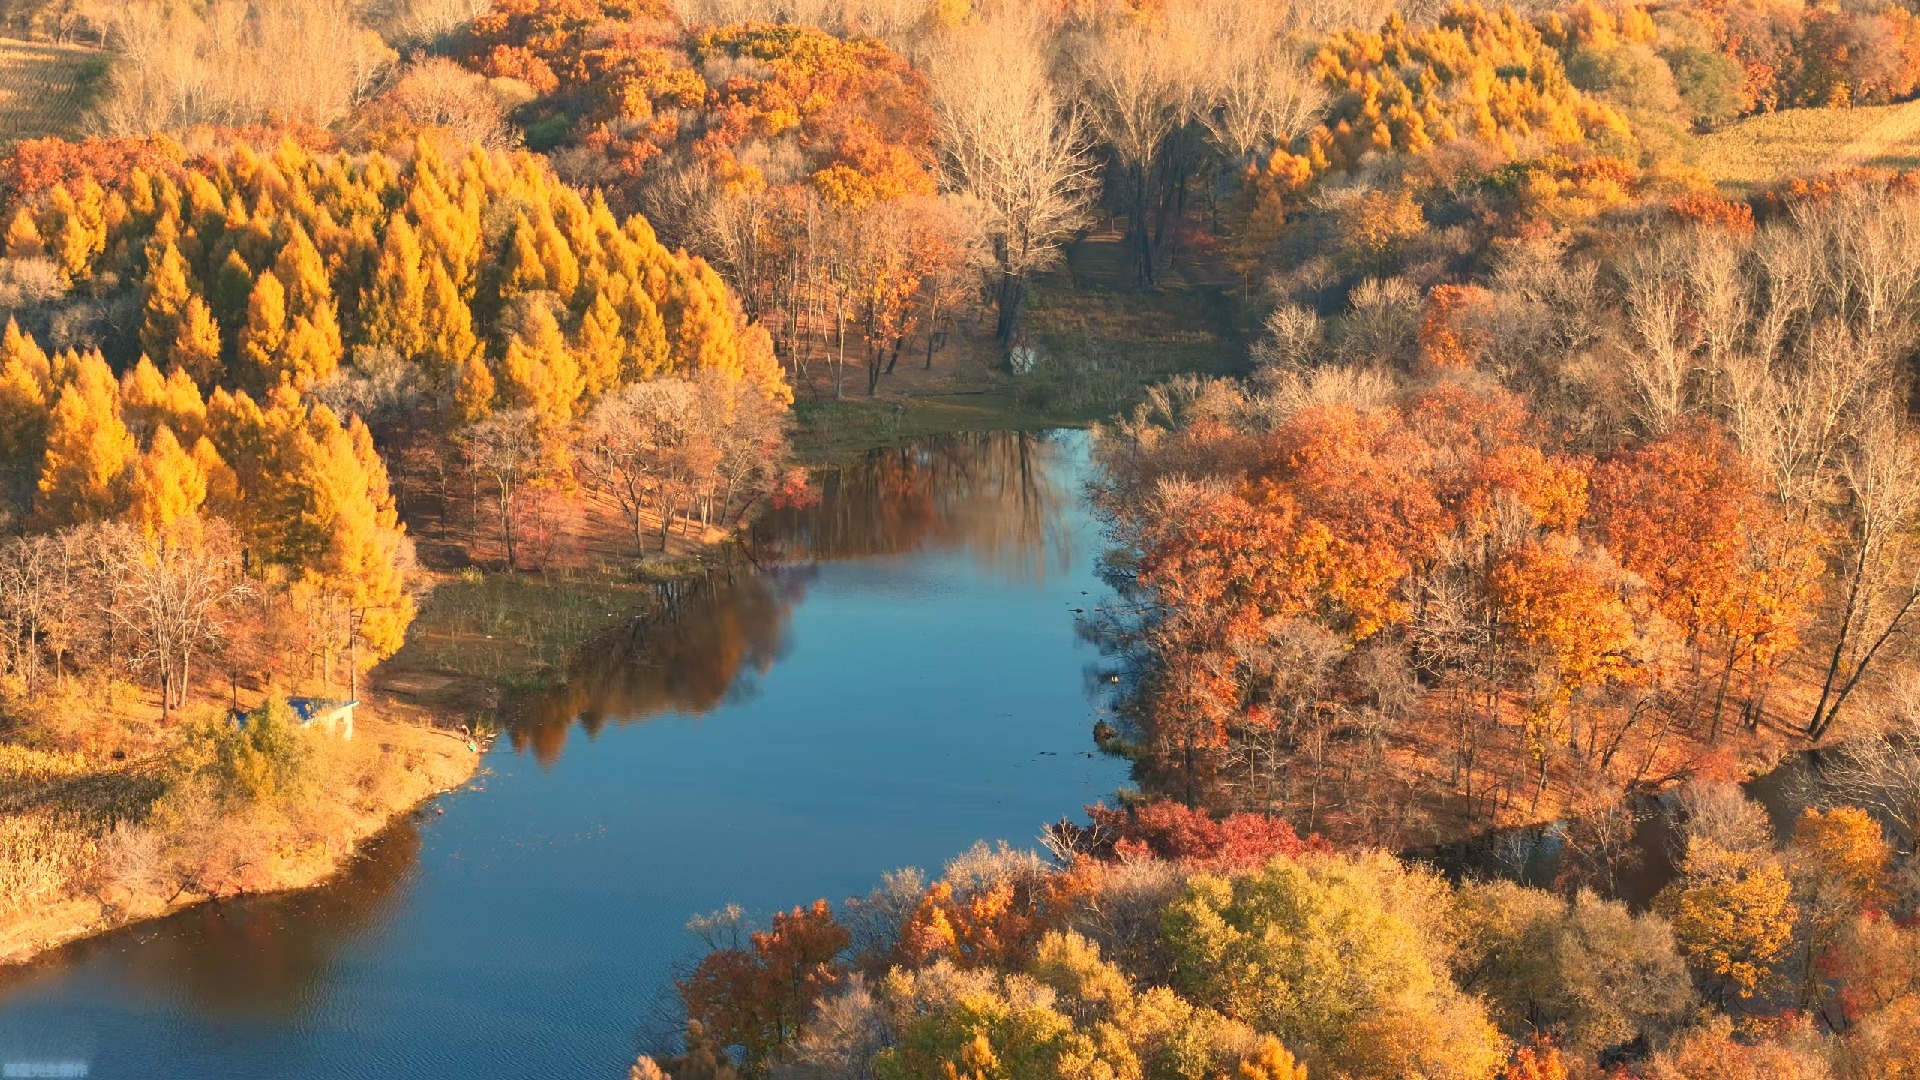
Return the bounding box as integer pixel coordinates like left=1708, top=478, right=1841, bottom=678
left=0, top=429, right=1129, bottom=1079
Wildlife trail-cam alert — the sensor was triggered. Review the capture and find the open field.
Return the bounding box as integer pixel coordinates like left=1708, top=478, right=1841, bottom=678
left=1696, top=99, right=1920, bottom=191
left=0, top=37, right=101, bottom=143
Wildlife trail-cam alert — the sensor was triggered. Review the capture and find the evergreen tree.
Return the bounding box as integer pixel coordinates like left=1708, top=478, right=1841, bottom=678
left=128, top=424, right=212, bottom=534
left=453, top=350, right=495, bottom=424
left=502, top=212, right=549, bottom=295
left=280, top=309, right=343, bottom=389
left=0, top=319, right=53, bottom=462
left=41, top=182, right=105, bottom=284
left=273, top=222, right=334, bottom=318
left=139, top=241, right=197, bottom=365
left=212, top=249, right=255, bottom=337
left=238, top=271, right=289, bottom=387
left=311, top=408, right=414, bottom=685
left=35, top=350, right=134, bottom=526
left=171, top=296, right=224, bottom=385
left=606, top=272, right=669, bottom=381
left=532, top=204, right=580, bottom=302
left=578, top=289, right=623, bottom=397
left=119, top=354, right=209, bottom=444
left=498, top=300, right=581, bottom=429
left=4, top=208, right=43, bottom=259
left=359, top=215, right=429, bottom=358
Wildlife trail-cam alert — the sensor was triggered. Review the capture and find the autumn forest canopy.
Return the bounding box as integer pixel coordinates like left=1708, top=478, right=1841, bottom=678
left=2, top=0, right=1920, bottom=1075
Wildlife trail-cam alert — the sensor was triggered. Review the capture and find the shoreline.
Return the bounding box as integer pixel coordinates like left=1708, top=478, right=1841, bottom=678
left=0, top=415, right=1047, bottom=972
left=0, top=716, right=486, bottom=969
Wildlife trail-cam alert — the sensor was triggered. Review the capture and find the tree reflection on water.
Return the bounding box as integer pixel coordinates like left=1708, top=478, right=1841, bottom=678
left=0, top=818, right=421, bottom=1019
left=754, top=429, right=1076, bottom=580
left=506, top=430, right=1081, bottom=766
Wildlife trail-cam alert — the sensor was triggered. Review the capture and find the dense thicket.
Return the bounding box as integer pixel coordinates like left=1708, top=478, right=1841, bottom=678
left=644, top=786, right=1920, bottom=1080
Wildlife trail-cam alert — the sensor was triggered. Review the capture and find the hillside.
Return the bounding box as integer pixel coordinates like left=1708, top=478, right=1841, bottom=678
left=0, top=37, right=101, bottom=143
left=1697, top=98, right=1920, bottom=191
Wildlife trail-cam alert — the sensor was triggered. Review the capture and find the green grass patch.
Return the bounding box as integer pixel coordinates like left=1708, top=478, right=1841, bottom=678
left=1015, top=274, right=1247, bottom=417
left=791, top=393, right=1085, bottom=463
left=793, top=235, right=1249, bottom=461
left=400, top=569, right=663, bottom=688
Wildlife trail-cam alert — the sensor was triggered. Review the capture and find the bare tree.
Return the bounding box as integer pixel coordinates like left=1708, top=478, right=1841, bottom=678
left=352, top=56, right=516, bottom=151
left=1821, top=707, right=1920, bottom=852
left=0, top=534, right=59, bottom=689
left=98, top=0, right=396, bottom=134
left=457, top=408, right=547, bottom=571
left=928, top=7, right=1094, bottom=346
left=1809, top=421, right=1920, bottom=741
left=108, top=518, right=251, bottom=720
left=1074, top=11, right=1192, bottom=288
left=709, top=379, right=786, bottom=526
left=367, top=0, right=489, bottom=48
left=1187, top=0, right=1325, bottom=163
left=1617, top=236, right=1700, bottom=435
left=576, top=379, right=720, bottom=554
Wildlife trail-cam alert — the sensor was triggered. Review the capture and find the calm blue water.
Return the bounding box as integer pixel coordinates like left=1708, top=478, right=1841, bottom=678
left=0, top=430, right=1127, bottom=1079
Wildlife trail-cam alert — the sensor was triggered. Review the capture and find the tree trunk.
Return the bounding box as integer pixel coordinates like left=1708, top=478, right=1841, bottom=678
left=499, top=484, right=517, bottom=571
left=925, top=295, right=941, bottom=369
left=994, top=274, right=1025, bottom=347
left=834, top=295, right=847, bottom=400
left=1129, top=164, right=1156, bottom=289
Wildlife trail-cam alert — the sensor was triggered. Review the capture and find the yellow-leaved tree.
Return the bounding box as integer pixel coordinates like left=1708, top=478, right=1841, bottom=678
left=35, top=349, right=134, bottom=527
left=0, top=318, right=52, bottom=461
left=127, top=424, right=211, bottom=534
left=1655, top=841, right=1796, bottom=1003
left=301, top=404, right=414, bottom=697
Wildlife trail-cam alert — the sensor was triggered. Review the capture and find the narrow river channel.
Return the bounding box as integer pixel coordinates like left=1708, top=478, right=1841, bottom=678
left=0, top=429, right=1130, bottom=1079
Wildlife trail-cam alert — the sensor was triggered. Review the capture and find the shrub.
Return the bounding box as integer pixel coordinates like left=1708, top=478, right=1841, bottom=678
left=182, top=696, right=315, bottom=803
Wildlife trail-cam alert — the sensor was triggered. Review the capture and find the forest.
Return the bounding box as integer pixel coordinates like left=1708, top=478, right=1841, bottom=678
left=0, top=0, right=1913, bottom=1075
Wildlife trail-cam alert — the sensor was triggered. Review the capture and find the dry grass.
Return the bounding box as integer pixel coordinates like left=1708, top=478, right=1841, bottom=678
left=0, top=684, right=479, bottom=966
left=0, top=37, right=104, bottom=143
left=0, top=742, right=161, bottom=919
left=1695, top=101, right=1920, bottom=192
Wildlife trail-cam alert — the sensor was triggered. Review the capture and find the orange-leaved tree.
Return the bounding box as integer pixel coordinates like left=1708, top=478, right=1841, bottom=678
left=678, top=900, right=850, bottom=1067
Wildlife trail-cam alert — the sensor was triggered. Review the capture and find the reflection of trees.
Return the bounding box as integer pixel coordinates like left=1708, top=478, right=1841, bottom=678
left=509, top=568, right=797, bottom=766
left=755, top=430, right=1077, bottom=582
left=0, top=819, right=422, bottom=1019
left=508, top=430, right=1085, bottom=766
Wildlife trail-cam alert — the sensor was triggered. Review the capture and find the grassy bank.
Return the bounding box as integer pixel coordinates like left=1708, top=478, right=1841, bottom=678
left=375, top=562, right=708, bottom=702
left=0, top=559, right=718, bottom=967
left=0, top=697, right=478, bottom=966
left=791, top=392, right=1086, bottom=462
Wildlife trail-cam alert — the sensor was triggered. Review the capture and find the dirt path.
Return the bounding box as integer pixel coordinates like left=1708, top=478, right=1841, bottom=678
left=1832, top=99, right=1920, bottom=167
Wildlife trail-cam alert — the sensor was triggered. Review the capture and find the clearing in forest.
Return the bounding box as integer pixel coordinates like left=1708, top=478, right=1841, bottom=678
left=1697, top=98, right=1920, bottom=191
left=0, top=38, right=102, bottom=144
